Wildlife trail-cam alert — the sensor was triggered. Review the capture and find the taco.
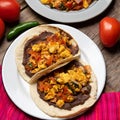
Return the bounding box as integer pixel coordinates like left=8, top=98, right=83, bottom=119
left=15, top=25, right=80, bottom=84
left=30, top=60, right=97, bottom=118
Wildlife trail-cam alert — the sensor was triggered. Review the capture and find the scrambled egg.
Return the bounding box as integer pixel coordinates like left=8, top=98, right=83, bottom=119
left=56, top=99, right=64, bottom=108
left=32, top=42, right=46, bottom=52
left=57, top=73, right=71, bottom=84
left=83, top=0, right=89, bottom=8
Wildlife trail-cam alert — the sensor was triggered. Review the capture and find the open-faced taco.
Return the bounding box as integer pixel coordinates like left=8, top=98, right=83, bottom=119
left=30, top=59, right=97, bottom=118
left=15, top=25, right=80, bottom=84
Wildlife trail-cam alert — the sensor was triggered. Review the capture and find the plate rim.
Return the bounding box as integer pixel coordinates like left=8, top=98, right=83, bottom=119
left=25, top=0, right=112, bottom=23
left=2, top=24, right=106, bottom=119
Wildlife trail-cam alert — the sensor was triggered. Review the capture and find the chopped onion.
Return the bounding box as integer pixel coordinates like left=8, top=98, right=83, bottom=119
left=74, top=0, right=82, bottom=4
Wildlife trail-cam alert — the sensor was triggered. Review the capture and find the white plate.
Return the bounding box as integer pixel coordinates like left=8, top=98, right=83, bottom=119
left=25, top=0, right=112, bottom=23
left=2, top=24, right=106, bottom=120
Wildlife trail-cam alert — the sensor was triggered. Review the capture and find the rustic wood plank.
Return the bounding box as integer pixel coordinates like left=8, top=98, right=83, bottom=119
left=17, top=0, right=27, bottom=9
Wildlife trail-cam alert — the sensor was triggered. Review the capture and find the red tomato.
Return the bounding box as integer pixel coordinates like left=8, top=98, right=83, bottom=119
left=65, top=1, right=73, bottom=9
left=0, top=18, right=5, bottom=40
left=99, top=17, right=120, bottom=47
left=0, top=0, right=20, bottom=23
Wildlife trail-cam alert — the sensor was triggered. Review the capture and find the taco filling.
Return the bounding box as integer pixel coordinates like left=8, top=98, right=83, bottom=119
left=22, top=31, right=79, bottom=77
left=37, top=60, right=92, bottom=110
left=40, top=0, right=94, bottom=11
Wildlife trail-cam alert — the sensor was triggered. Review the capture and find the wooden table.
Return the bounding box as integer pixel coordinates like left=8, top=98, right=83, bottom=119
left=0, top=0, right=120, bottom=93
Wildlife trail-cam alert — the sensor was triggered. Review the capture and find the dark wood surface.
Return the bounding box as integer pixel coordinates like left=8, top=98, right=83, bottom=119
left=0, top=0, right=120, bottom=92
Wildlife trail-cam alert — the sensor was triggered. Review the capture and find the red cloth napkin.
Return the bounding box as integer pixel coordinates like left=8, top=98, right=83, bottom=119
left=0, top=65, right=120, bottom=120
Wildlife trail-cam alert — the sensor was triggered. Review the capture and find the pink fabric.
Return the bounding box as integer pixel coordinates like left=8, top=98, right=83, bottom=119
left=0, top=65, right=120, bottom=120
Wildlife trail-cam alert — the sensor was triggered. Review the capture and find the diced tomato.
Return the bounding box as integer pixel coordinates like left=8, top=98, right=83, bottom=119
left=63, top=86, right=70, bottom=94
left=53, top=34, right=59, bottom=42
left=84, top=65, right=91, bottom=74
left=44, top=82, right=51, bottom=91
left=28, top=49, right=41, bottom=61
left=47, top=34, right=58, bottom=42
left=39, top=81, right=52, bottom=92
left=57, top=92, right=63, bottom=97
left=60, top=39, right=66, bottom=45
left=38, top=81, right=45, bottom=91
left=65, top=1, right=73, bottom=9
left=32, top=53, right=40, bottom=61
left=46, top=56, right=53, bottom=66
left=61, top=94, right=67, bottom=101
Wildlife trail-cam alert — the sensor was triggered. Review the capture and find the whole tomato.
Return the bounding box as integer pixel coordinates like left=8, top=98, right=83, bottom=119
left=0, top=0, right=20, bottom=23
left=99, top=17, right=120, bottom=47
left=0, top=18, right=5, bottom=40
